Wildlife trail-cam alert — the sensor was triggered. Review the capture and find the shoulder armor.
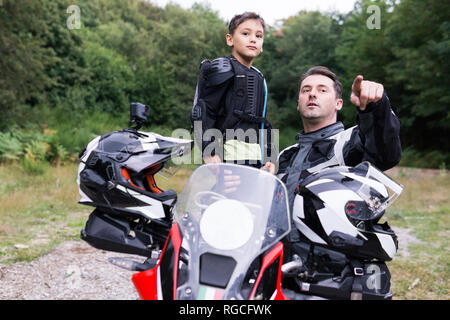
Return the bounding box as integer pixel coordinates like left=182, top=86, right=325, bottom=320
left=209, top=57, right=232, bottom=73
left=205, top=57, right=234, bottom=86
left=277, top=144, right=299, bottom=163
left=277, top=144, right=300, bottom=174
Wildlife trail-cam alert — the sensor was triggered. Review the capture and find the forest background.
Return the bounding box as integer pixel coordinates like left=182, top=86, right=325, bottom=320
left=0, top=0, right=448, bottom=170
left=0, top=0, right=449, bottom=300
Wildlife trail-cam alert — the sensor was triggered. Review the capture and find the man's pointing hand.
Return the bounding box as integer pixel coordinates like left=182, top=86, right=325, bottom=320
left=350, top=75, right=384, bottom=111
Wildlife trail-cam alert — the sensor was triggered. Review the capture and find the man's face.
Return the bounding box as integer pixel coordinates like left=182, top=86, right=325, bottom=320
left=297, top=74, right=343, bottom=126
left=226, top=19, right=264, bottom=65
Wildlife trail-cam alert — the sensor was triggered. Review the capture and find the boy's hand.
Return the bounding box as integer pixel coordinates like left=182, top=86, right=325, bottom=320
left=222, top=169, right=241, bottom=194
left=203, top=155, right=222, bottom=164
left=261, top=162, right=275, bottom=175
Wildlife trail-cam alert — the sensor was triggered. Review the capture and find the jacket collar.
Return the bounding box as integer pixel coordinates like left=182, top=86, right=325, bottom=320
left=295, top=121, right=344, bottom=144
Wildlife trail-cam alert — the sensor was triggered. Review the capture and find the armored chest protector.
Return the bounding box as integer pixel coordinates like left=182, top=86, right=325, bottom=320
left=191, top=56, right=271, bottom=163
left=192, top=56, right=267, bottom=131
left=225, top=57, right=267, bottom=130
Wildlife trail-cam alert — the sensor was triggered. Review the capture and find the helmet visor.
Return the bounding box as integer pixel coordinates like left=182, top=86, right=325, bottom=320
left=340, top=162, right=403, bottom=219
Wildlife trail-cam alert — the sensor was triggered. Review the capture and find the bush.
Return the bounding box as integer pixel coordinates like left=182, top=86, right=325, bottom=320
left=0, top=132, right=23, bottom=161
left=0, top=126, right=71, bottom=174
left=399, top=147, right=449, bottom=169
left=22, top=154, right=49, bottom=175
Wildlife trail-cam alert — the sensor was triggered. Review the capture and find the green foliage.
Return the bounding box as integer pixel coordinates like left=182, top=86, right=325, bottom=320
left=262, top=11, right=342, bottom=129
left=399, top=148, right=450, bottom=170
left=22, top=140, right=50, bottom=175
left=385, top=0, right=450, bottom=150
left=81, top=39, right=134, bottom=114
left=0, top=0, right=56, bottom=122
left=29, top=105, right=125, bottom=156
left=278, top=127, right=300, bottom=152
left=0, top=126, right=71, bottom=174
left=0, top=132, right=23, bottom=161
left=335, top=0, right=449, bottom=154
left=0, top=0, right=448, bottom=168
left=335, top=0, right=395, bottom=127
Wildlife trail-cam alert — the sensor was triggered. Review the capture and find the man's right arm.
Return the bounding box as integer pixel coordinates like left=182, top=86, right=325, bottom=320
left=341, top=75, right=402, bottom=171
left=344, top=91, right=402, bottom=171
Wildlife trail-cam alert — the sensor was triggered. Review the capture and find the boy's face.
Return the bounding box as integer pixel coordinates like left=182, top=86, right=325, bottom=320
left=226, top=19, right=264, bottom=66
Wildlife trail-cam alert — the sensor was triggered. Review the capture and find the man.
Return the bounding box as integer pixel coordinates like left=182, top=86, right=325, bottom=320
left=274, top=66, right=402, bottom=241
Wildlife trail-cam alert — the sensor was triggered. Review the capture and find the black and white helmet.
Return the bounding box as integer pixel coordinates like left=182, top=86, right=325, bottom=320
left=292, top=162, right=403, bottom=261
left=77, top=129, right=192, bottom=221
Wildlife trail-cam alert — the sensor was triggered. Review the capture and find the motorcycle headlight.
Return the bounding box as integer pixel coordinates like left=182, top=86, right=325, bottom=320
left=199, top=199, right=254, bottom=251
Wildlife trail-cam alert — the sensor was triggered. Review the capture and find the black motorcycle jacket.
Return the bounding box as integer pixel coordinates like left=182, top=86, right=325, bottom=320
left=277, top=92, right=402, bottom=224
left=191, top=55, right=271, bottom=162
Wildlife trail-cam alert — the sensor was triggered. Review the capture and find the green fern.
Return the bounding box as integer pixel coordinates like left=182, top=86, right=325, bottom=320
left=0, top=132, right=23, bottom=161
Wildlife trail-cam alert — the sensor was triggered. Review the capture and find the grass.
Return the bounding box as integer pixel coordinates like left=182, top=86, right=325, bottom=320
left=0, top=162, right=89, bottom=262
left=0, top=163, right=448, bottom=300
left=0, top=162, right=194, bottom=264
left=383, top=167, right=449, bottom=300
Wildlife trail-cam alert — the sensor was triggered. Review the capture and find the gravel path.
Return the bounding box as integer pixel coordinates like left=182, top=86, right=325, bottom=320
left=0, top=240, right=141, bottom=300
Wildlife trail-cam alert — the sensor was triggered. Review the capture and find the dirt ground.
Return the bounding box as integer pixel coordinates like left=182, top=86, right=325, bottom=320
left=1, top=166, right=439, bottom=300
left=0, top=227, right=417, bottom=300
left=0, top=240, right=141, bottom=300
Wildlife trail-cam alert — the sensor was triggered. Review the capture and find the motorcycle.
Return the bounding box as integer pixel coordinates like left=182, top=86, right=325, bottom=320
left=132, top=163, right=291, bottom=300
left=78, top=103, right=403, bottom=300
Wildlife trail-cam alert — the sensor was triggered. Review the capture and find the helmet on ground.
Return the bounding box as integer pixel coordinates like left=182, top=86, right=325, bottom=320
left=292, top=162, right=403, bottom=261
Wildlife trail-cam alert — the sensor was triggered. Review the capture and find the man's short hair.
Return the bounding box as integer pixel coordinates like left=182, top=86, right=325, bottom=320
left=228, top=12, right=266, bottom=35
left=299, top=66, right=343, bottom=99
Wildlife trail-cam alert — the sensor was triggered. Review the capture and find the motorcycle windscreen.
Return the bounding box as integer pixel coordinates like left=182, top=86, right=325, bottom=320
left=173, top=163, right=291, bottom=300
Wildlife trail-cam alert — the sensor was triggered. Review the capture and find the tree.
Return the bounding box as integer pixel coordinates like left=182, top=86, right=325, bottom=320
left=0, top=0, right=55, bottom=128
left=335, top=0, right=397, bottom=128
left=136, top=3, right=228, bottom=128
left=263, top=11, right=342, bottom=130
left=386, top=0, right=450, bottom=150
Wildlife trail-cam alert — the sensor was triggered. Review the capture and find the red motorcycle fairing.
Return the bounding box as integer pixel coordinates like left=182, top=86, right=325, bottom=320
left=248, top=242, right=288, bottom=300
left=132, top=223, right=182, bottom=300
left=132, top=223, right=288, bottom=300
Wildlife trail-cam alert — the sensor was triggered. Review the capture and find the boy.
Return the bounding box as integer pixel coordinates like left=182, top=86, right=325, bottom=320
left=192, top=12, right=273, bottom=169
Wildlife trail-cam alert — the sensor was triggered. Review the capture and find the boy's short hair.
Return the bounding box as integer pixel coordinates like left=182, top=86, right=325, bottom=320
left=228, top=12, right=266, bottom=35
left=300, top=66, right=343, bottom=99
